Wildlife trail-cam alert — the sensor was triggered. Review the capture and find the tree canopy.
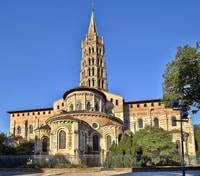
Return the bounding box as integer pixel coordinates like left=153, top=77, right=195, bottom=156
left=162, top=42, right=200, bottom=112
left=0, top=133, right=34, bottom=155
left=104, top=126, right=180, bottom=168
left=15, top=140, right=34, bottom=155
left=132, top=126, right=180, bottom=166
left=194, top=125, right=200, bottom=157
left=0, top=133, right=16, bottom=155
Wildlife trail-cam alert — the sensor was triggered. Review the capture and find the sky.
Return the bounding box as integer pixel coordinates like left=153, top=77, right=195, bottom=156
left=0, top=0, right=200, bottom=134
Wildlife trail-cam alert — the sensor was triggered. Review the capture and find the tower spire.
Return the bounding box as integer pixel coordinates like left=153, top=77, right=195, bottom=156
left=80, top=9, right=108, bottom=91
left=88, top=7, right=98, bottom=35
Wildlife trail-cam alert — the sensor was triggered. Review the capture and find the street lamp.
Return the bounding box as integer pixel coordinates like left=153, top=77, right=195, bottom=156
left=171, top=100, right=189, bottom=176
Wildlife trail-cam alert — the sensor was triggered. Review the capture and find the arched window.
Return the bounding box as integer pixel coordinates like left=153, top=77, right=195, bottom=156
left=172, top=116, right=177, bottom=126
left=70, top=103, right=73, bottom=111
left=92, top=79, right=95, bottom=86
left=88, top=47, right=91, bottom=54
left=86, top=101, right=91, bottom=110
left=92, top=67, right=94, bottom=76
left=17, top=126, right=21, bottom=134
left=88, top=68, right=91, bottom=76
left=58, top=130, right=66, bottom=149
left=88, top=79, right=91, bottom=87
left=106, top=135, right=112, bottom=150
left=88, top=58, right=91, bottom=65
left=92, top=47, right=94, bottom=53
left=42, top=137, right=48, bottom=152
left=93, top=134, right=99, bottom=151
left=154, top=117, right=159, bottom=127
left=97, top=68, right=100, bottom=77
left=95, top=101, right=99, bottom=111
left=29, top=125, right=33, bottom=134
left=138, top=119, right=143, bottom=128
left=92, top=58, right=94, bottom=65
left=80, top=132, right=83, bottom=151
left=85, top=132, right=87, bottom=151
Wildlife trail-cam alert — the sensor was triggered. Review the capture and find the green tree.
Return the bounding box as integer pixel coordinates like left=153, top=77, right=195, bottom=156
left=0, top=133, right=6, bottom=144
left=15, top=140, right=34, bottom=155
left=104, top=126, right=180, bottom=168
left=162, top=42, right=200, bottom=112
left=194, top=125, right=200, bottom=157
left=0, top=133, right=16, bottom=155
left=0, top=133, right=6, bottom=155
left=104, top=134, right=135, bottom=168
left=132, top=126, right=180, bottom=166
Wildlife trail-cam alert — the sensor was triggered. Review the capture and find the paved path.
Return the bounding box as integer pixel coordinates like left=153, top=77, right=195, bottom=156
left=0, top=171, right=123, bottom=176
left=0, top=170, right=200, bottom=176
left=125, top=170, right=200, bottom=176
left=0, top=168, right=199, bottom=176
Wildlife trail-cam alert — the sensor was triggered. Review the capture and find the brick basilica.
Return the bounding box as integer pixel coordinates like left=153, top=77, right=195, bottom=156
left=8, top=10, right=196, bottom=165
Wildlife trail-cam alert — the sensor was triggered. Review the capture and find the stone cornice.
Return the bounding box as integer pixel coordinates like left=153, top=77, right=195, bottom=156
left=7, top=107, right=53, bottom=114
left=101, top=125, right=123, bottom=130
left=46, top=111, right=123, bottom=125
left=63, top=87, right=107, bottom=100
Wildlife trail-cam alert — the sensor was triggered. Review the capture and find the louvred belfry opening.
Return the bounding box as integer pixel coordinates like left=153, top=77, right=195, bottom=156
left=80, top=9, right=108, bottom=91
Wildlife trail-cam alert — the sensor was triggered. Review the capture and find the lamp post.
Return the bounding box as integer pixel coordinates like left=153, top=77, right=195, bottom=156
left=180, top=115, right=185, bottom=176
left=171, top=100, right=189, bottom=176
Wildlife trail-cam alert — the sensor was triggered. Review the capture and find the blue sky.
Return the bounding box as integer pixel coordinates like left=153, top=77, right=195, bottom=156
left=0, top=0, right=200, bottom=134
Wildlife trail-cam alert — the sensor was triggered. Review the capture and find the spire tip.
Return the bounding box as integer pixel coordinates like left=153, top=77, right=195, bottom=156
left=91, top=2, right=94, bottom=12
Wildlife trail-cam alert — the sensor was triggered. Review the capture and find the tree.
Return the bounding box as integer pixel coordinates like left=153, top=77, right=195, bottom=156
left=132, top=126, right=180, bottom=166
left=162, top=42, right=200, bottom=112
left=0, top=133, right=6, bottom=144
left=0, top=133, right=6, bottom=155
left=104, top=134, right=135, bottom=168
left=15, top=140, right=34, bottom=155
left=194, top=125, right=200, bottom=157
left=0, top=134, right=34, bottom=155
left=103, top=126, right=180, bottom=168
left=0, top=133, right=16, bottom=155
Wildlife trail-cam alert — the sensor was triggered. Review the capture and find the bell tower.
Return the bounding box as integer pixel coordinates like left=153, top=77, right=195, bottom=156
left=80, top=9, right=108, bottom=91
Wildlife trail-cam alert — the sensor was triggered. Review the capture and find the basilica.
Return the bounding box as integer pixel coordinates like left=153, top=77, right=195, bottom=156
left=8, top=10, right=196, bottom=166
